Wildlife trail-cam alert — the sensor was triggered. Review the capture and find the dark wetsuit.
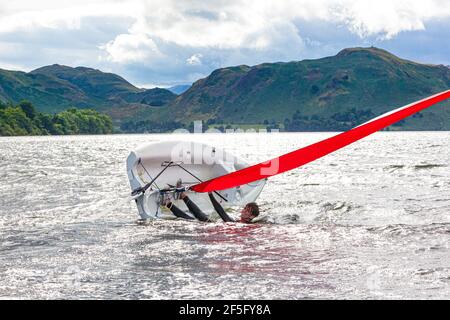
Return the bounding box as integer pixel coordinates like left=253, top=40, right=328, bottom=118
left=167, top=193, right=234, bottom=222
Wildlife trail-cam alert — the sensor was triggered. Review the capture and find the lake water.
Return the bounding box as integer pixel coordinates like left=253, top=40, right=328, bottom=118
left=0, top=132, right=449, bottom=299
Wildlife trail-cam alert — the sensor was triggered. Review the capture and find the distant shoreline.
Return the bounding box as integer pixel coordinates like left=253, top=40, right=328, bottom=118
left=2, top=129, right=450, bottom=138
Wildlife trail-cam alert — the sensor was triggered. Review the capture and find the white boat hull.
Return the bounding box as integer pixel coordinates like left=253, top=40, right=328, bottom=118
left=126, top=140, right=266, bottom=219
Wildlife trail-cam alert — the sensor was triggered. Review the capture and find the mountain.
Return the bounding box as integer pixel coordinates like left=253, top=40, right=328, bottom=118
left=0, top=64, right=177, bottom=122
left=1, top=48, right=449, bottom=131
left=168, top=84, right=191, bottom=95
left=167, top=47, right=450, bottom=130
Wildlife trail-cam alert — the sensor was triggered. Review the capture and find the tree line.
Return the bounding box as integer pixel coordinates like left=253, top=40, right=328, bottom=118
left=0, top=101, right=113, bottom=136
left=284, top=108, right=376, bottom=131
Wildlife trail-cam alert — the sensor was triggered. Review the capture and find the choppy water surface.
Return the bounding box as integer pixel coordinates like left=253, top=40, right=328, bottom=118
left=0, top=132, right=449, bottom=299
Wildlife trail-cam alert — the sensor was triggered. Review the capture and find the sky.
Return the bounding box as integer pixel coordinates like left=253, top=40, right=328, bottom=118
left=0, top=0, right=449, bottom=88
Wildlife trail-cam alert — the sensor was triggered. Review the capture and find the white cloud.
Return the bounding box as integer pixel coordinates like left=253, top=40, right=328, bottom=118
left=332, top=0, right=450, bottom=39
left=3, top=1, right=449, bottom=46
left=100, top=33, right=162, bottom=63
left=130, top=1, right=308, bottom=49
left=186, top=53, right=203, bottom=66
left=127, top=0, right=450, bottom=47
left=0, top=1, right=140, bottom=33
left=0, top=0, right=450, bottom=85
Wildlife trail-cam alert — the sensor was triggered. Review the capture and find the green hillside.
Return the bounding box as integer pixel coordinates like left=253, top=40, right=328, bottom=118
left=0, top=64, right=177, bottom=123
left=1, top=47, right=449, bottom=132
left=167, top=47, right=450, bottom=130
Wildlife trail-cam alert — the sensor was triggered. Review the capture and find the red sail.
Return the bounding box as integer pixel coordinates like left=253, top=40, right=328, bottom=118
left=191, top=90, right=450, bottom=193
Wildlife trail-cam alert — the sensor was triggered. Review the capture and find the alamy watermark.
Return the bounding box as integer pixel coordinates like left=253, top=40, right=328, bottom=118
left=169, top=120, right=281, bottom=175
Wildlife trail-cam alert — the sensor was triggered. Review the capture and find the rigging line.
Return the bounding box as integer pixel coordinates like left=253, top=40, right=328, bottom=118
left=173, top=163, right=229, bottom=202
left=132, top=161, right=173, bottom=196
left=139, top=160, right=160, bottom=190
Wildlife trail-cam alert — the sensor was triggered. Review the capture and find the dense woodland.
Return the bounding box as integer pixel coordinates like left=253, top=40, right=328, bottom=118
left=0, top=101, right=113, bottom=136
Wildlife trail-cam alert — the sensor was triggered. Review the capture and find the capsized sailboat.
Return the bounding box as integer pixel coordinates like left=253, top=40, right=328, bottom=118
left=126, top=141, right=266, bottom=219
left=127, top=90, right=449, bottom=219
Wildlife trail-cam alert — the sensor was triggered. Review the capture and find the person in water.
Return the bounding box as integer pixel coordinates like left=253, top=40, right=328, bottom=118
left=163, top=192, right=259, bottom=223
